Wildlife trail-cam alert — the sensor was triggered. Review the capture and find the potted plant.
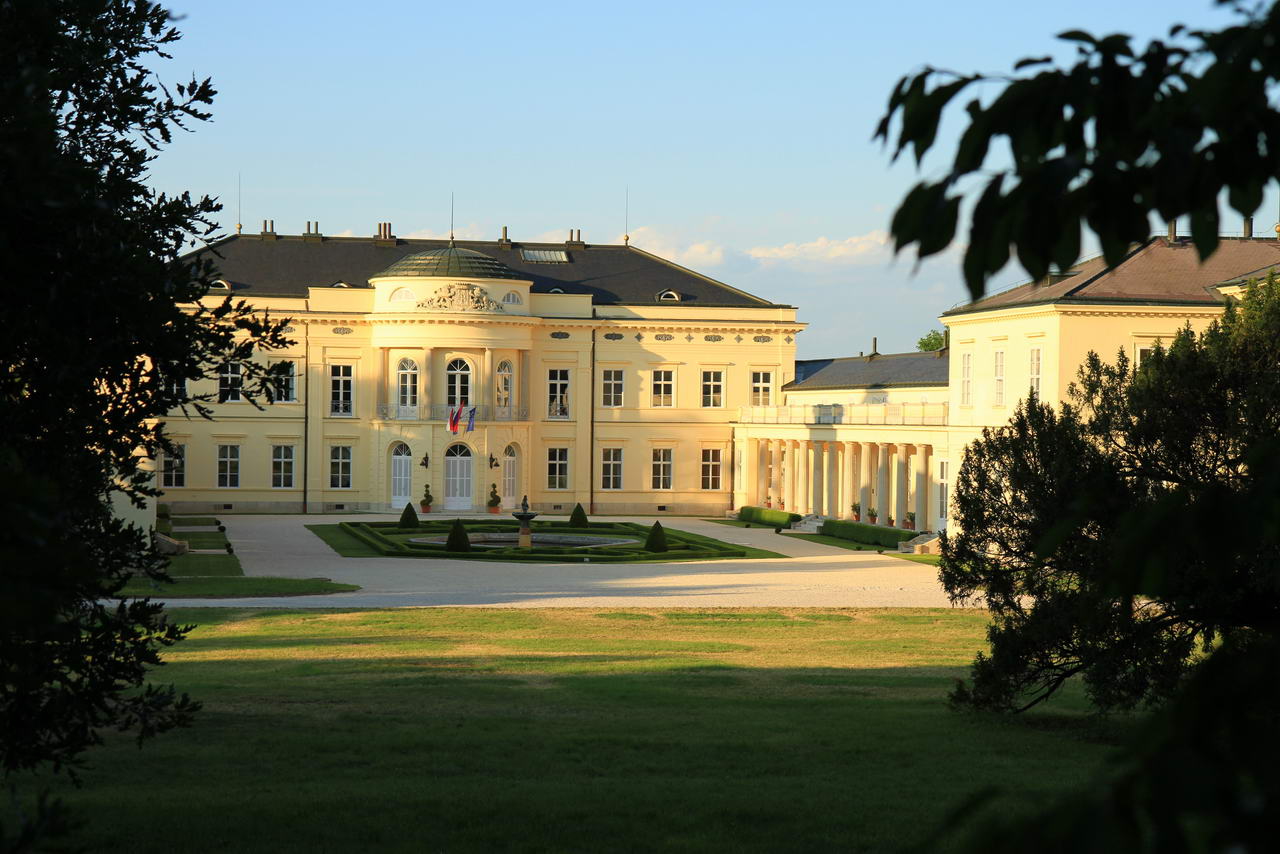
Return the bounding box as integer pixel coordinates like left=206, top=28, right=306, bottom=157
left=420, top=483, right=433, bottom=513
left=487, top=483, right=501, bottom=514
left=851, top=501, right=861, bottom=522
left=887, top=516, right=895, bottom=528
left=867, top=507, right=878, bottom=525
left=905, top=511, right=916, bottom=530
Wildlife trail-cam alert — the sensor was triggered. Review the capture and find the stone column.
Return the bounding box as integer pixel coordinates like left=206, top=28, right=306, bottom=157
left=744, top=438, right=759, bottom=506
left=480, top=348, right=494, bottom=416
left=913, top=444, right=930, bottom=533
left=784, top=440, right=798, bottom=514
left=859, top=442, right=874, bottom=522
left=840, top=442, right=855, bottom=519
left=876, top=442, right=890, bottom=525
left=894, top=443, right=909, bottom=528
left=826, top=442, right=840, bottom=519
left=752, top=440, right=762, bottom=507
left=810, top=441, right=824, bottom=516
left=770, top=439, right=783, bottom=507
left=796, top=440, right=810, bottom=515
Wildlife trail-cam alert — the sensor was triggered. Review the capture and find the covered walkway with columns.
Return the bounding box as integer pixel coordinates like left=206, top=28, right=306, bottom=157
left=739, top=432, right=948, bottom=533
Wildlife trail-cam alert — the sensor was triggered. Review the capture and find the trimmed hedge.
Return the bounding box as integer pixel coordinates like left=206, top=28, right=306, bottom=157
left=738, top=506, right=802, bottom=527
left=818, top=519, right=916, bottom=549
left=337, top=519, right=746, bottom=563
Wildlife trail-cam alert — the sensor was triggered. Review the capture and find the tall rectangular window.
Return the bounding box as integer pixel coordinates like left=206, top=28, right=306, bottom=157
left=161, top=444, right=185, bottom=488
left=937, top=461, right=950, bottom=526
left=218, top=363, right=242, bottom=403
left=993, top=350, right=1005, bottom=405
left=960, top=354, right=972, bottom=405
left=751, top=371, right=773, bottom=406
left=700, top=449, right=722, bottom=490
left=651, top=448, right=672, bottom=490
left=1029, top=347, right=1042, bottom=396
left=329, top=445, right=352, bottom=489
left=547, top=448, right=568, bottom=490
left=272, top=445, right=295, bottom=488
left=1136, top=346, right=1155, bottom=368
left=330, top=364, right=353, bottom=416
left=273, top=361, right=297, bottom=402
left=547, top=369, right=570, bottom=418
left=164, top=374, right=186, bottom=400
left=700, top=370, right=723, bottom=408
left=217, top=444, right=239, bottom=488
left=651, top=370, right=674, bottom=407
left=601, top=369, right=623, bottom=407
left=601, top=448, right=622, bottom=490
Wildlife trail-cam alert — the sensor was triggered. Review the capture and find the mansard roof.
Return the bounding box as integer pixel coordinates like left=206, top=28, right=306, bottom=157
left=786, top=350, right=949, bottom=391
left=186, top=234, right=784, bottom=308
left=944, top=236, right=1280, bottom=317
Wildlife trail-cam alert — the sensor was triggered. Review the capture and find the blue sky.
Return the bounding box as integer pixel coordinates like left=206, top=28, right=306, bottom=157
left=150, top=1, right=1253, bottom=357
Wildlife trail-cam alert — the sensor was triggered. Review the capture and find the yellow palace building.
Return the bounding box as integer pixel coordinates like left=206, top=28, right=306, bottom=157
left=161, top=224, right=1276, bottom=530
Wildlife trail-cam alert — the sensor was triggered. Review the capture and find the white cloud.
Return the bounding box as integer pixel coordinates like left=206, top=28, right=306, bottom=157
left=620, top=226, right=725, bottom=268
left=746, top=230, right=891, bottom=264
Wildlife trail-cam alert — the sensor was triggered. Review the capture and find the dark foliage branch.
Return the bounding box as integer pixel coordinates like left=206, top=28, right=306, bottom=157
left=0, top=0, right=291, bottom=785
left=875, top=0, right=1280, bottom=299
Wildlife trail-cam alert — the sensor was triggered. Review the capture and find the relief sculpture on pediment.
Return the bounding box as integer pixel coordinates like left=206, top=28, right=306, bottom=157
left=417, top=283, right=504, bottom=313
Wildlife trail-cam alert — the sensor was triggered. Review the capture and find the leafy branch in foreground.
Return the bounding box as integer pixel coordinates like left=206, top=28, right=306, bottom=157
left=876, top=1, right=1280, bottom=299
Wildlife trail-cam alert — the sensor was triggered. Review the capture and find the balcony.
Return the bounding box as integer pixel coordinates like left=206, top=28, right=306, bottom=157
left=375, top=403, right=529, bottom=422
left=737, top=402, right=948, bottom=427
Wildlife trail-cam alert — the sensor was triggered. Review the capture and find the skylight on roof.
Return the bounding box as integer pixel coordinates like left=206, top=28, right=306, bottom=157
left=521, top=248, right=569, bottom=263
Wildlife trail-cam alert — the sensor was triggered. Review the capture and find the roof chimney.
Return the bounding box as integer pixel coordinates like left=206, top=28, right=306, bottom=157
left=304, top=221, right=322, bottom=242
left=260, top=219, right=276, bottom=241
left=373, top=222, right=396, bottom=246
left=869, top=337, right=878, bottom=359
left=1244, top=216, right=1254, bottom=239
left=566, top=228, right=585, bottom=248
left=1167, top=219, right=1177, bottom=241
left=499, top=225, right=511, bottom=246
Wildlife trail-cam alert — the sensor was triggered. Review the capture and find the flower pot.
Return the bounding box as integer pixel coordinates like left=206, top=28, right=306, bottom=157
left=420, top=504, right=432, bottom=513
left=487, top=506, right=500, bottom=514
left=868, top=515, right=877, bottom=525
left=904, top=521, right=915, bottom=530
left=852, top=513, right=861, bottom=522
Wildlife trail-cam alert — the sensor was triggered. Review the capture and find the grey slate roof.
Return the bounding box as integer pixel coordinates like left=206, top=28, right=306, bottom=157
left=188, top=234, right=783, bottom=307
left=786, top=350, right=950, bottom=391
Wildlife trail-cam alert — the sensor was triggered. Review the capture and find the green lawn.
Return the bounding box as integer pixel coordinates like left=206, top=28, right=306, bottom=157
left=171, top=516, right=219, bottom=526
left=783, top=533, right=943, bottom=565
left=120, top=576, right=359, bottom=598
left=166, top=553, right=243, bottom=577
left=306, top=522, right=384, bottom=557
left=176, top=530, right=229, bottom=550
left=32, top=608, right=1130, bottom=853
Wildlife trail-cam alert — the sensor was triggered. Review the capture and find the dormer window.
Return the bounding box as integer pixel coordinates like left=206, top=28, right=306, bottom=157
left=209, top=279, right=230, bottom=291
left=548, top=287, right=565, bottom=294
left=502, top=291, right=523, bottom=305
left=658, top=290, right=680, bottom=302
left=332, top=281, right=352, bottom=288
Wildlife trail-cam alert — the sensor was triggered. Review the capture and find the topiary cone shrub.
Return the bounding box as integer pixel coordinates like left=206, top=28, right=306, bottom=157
left=569, top=502, right=588, bottom=527
left=645, top=520, right=668, bottom=552
left=445, top=517, right=471, bottom=552
left=398, top=502, right=419, bottom=529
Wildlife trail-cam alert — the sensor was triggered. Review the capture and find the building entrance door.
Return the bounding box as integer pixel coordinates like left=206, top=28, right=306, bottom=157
left=501, top=445, right=519, bottom=507
left=444, top=444, right=473, bottom=510
left=390, top=443, right=412, bottom=508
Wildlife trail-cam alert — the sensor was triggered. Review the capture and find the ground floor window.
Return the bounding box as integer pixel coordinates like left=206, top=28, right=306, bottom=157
left=700, top=449, right=722, bottom=490
left=651, top=448, right=672, bottom=490
left=547, top=448, right=568, bottom=490
left=272, top=445, right=295, bottom=488
left=601, top=448, right=622, bottom=490
left=330, top=445, right=352, bottom=489
left=217, top=444, right=239, bottom=488
left=161, top=444, right=186, bottom=488
left=937, top=460, right=949, bottom=525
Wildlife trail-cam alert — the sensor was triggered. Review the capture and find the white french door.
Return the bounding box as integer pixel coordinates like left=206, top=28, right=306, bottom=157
left=501, top=445, right=519, bottom=507
left=390, top=443, right=412, bottom=508
left=444, top=444, right=473, bottom=510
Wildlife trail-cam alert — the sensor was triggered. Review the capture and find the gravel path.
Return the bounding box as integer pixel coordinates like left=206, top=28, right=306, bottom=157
left=157, top=514, right=968, bottom=610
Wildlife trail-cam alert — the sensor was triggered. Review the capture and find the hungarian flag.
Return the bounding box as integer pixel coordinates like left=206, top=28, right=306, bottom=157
left=465, top=406, right=476, bottom=432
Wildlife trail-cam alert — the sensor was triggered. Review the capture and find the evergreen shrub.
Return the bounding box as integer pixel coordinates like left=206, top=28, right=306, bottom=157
left=445, top=518, right=471, bottom=552
left=645, top=520, right=668, bottom=552
left=818, top=519, right=915, bottom=548
left=398, top=502, right=419, bottom=529
left=738, top=505, right=801, bottom=527
left=569, top=503, right=589, bottom=527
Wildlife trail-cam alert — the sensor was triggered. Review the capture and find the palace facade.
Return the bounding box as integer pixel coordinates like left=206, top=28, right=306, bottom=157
left=161, top=226, right=1275, bottom=530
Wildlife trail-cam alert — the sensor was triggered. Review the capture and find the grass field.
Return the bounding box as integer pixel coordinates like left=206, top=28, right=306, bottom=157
left=120, top=575, right=360, bottom=598
left=31, top=607, right=1130, bottom=853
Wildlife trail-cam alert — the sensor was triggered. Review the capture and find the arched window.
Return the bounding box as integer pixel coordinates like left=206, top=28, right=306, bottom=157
left=446, top=358, right=471, bottom=406
left=658, top=289, right=680, bottom=302
left=502, top=291, right=523, bottom=305
left=396, top=358, right=418, bottom=413
left=446, top=444, right=472, bottom=458
left=495, top=360, right=513, bottom=410
left=390, top=287, right=416, bottom=302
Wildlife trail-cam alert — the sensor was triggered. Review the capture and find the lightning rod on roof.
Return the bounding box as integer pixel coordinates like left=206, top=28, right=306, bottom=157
left=624, top=186, right=630, bottom=246
left=449, top=192, right=455, bottom=246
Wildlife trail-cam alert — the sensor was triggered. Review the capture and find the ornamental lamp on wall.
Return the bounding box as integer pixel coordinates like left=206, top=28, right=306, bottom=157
left=419, top=453, right=429, bottom=469
left=489, top=454, right=499, bottom=469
